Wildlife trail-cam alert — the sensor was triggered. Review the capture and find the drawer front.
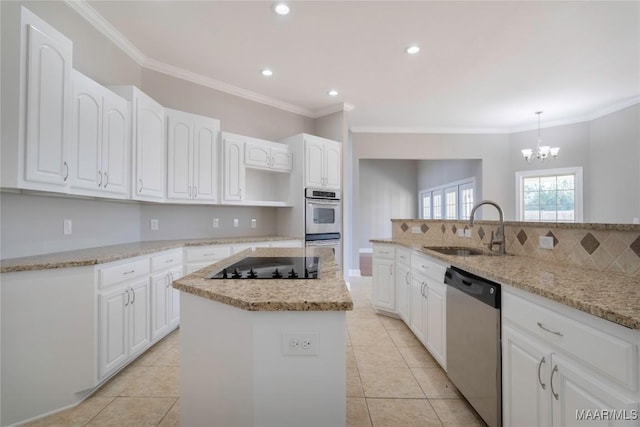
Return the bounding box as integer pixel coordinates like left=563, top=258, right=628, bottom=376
left=395, top=247, right=411, bottom=265
left=100, top=258, right=150, bottom=288
left=185, top=245, right=231, bottom=263
left=373, top=244, right=394, bottom=259
left=150, top=250, right=183, bottom=272
left=411, top=252, right=446, bottom=282
left=503, top=290, right=638, bottom=391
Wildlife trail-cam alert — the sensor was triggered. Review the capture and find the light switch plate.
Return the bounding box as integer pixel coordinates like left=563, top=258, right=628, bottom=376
left=63, top=219, right=72, bottom=235
left=150, top=219, right=159, bottom=231
left=251, top=219, right=257, bottom=229
left=233, top=218, right=239, bottom=228
left=213, top=218, right=219, bottom=228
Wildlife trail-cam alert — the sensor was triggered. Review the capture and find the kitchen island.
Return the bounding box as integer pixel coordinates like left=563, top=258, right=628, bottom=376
left=172, top=246, right=353, bottom=427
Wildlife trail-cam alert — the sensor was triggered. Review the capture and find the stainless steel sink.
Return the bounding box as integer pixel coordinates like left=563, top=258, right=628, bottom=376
left=424, top=246, right=487, bottom=256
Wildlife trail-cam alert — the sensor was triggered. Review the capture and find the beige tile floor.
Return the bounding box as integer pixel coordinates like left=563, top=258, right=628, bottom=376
left=27, top=276, right=485, bottom=427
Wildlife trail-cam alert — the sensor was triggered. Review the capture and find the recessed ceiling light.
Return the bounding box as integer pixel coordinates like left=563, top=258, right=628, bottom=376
left=328, top=89, right=339, bottom=97
left=273, top=2, right=290, bottom=15
left=261, top=68, right=273, bottom=77
left=406, top=45, right=421, bottom=55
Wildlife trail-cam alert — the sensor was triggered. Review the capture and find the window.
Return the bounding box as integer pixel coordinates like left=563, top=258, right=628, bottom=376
left=516, top=167, right=583, bottom=222
left=419, top=178, right=476, bottom=220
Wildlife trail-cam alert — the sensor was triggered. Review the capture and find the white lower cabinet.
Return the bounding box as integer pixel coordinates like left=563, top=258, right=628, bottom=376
left=98, top=273, right=150, bottom=380
left=184, top=244, right=232, bottom=274
left=502, top=287, right=640, bottom=427
left=150, top=249, right=184, bottom=342
left=424, top=280, right=446, bottom=368
left=409, top=271, right=427, bottom=343
left=395, top=256, right=411, bottom=323
left=372, top=244, right=395, bottom=311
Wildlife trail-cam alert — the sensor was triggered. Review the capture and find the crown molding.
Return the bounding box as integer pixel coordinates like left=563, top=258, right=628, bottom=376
left=312, top=102, right=355, bottom=118
left=349, top=126, right=510, bottom=134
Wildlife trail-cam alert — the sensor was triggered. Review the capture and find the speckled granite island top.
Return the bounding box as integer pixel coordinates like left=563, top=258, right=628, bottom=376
left=0, top=236, right=298, bottom=273
left=372, top=239, right=640, bottom=330
left=172, top=247, right=353, bottom=312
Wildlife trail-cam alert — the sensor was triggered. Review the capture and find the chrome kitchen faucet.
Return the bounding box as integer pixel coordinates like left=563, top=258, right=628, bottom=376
left=469, top=200, right=507, bottom=255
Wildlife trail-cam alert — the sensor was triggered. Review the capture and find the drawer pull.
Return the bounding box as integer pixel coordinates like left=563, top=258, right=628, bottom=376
left=379, top=250, right=390, bottom=254
left=123, top=270, right=135, bottom=275
left=165, top=259, right=174, bottom=263
left=421, top=264, right=429, bottom=270
left=537, top=322, right=563, bottom=337
left=537, top=356, right=546, bottom=390
left=550, top=365, right=559, bottom=400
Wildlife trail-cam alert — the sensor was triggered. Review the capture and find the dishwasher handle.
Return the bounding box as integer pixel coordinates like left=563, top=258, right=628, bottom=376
left=445, top=267, right=501, bottom=308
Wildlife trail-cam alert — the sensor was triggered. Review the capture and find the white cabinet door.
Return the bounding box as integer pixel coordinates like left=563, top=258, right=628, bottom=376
left=128, top=277, right=151, bottom=356
left=101, top=91, right=129, bottom=197
left=192, top=117, right=219, bottom=202
left=169, top=266, right=183, bottom=328
left=150, top=271, right=171, bottom=341
left=395, top=262, right=411, bottom=323
left=323, top=140, right=341, bottom=190
left=223, top=134, right=245, bottom=201
left=133, top=90, right=164, bottom=200
left=409, top=272, right=426, bottom=343
left=245, top=141, right=271, bottom=169
left=372, top=258, right=395, bottom=311
left=270, top=144, right=293, bottom=172
left=502, top=325, right=553, bottom=427
left=70, top=72, right=102, bottom=193
left=98, top=286, right=128, bottom=379
left=166, top=110, right=193, bottom=201
left=551, top=355, right=639, bottom=427
left=305, top=137, right=325, bottom=188
left=425, top=281, right=446, bottom=369
left=24, top=23, right=72, bottom=187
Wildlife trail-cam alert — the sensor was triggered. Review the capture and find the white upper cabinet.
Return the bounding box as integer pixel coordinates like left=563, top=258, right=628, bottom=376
left=69, top=71, right=129, bottom=198
left=13, top=8, right=73, bottom=191
left=166, top=108, right=220, bottom=203
left=110, top=86, right=165, bottom=202
left=303, top=135, right=341, bottom=190
left=222, top=132, right=246, bottom=202
left=244, top=137, right=292, bottom=172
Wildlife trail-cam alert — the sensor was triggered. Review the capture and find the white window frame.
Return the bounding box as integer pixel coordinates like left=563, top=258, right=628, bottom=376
left=419, top=177, right=476, bottom=220
left=515, top=166, right=583, bottom=222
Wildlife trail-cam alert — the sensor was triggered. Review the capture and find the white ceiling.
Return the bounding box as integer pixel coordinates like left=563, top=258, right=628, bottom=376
left=81, top=0, right=640, bottom=133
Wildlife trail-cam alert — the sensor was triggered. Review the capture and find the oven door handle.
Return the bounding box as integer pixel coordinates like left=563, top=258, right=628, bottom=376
left=306, top=240, right=340, bottom=246
left=307, top=199, right=340, bottom=205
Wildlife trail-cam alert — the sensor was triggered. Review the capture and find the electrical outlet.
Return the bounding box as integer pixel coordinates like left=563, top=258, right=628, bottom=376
left=150, top=219, right=159, bottom=231
left=282, top=333, right=319, bottom=356
left=634, top=217, right=640, bottom=225
left=539, top=236, right=554, bottom=250
left=63, top=219, right=72, bottom=235
left=233, top=218, right=239, bottom=228
left=411, top=226, right=421, bottom=234
left=456, top=229, right=464, bottom=237
left=213, top=218, right=219, bottom=228
left=251, top=218, right=257, bottom=229
left=464, top=229, right=472, bottom=238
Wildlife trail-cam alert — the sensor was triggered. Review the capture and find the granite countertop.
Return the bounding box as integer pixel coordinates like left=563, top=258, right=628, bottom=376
left=0, top=236, right=299, bottom=273
left=172, top=247, right=353, bottom=312
left=371, top=238, right=640, bottom=330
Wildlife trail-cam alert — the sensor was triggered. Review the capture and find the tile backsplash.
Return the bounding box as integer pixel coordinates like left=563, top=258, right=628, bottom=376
left=391, top=219, right=640, bottom=276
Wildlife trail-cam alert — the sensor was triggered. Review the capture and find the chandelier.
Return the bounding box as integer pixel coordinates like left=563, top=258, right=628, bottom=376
left=521, top=111, right=559, bottom=163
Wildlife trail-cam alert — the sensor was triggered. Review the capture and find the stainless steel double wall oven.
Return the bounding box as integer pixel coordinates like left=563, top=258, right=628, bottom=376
left=304, top=188, right=341, bottom=266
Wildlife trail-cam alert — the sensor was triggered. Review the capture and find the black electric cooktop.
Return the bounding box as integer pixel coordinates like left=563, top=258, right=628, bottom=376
left=208, top=256, right=320, bottom=280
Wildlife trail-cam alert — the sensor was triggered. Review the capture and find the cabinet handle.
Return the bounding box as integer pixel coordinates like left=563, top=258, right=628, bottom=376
left=124, top=289, right=130, bottom=307
left=550, top=365, right=559, bottom=400
left=405, top=270, right=410, bottom=285
left=130, top=287, right=136, bottom=304
left=97, top=171, right=103, bottom=187
left=421, top=282, right=426, bottom=297
left=138, top=179, right=143, bottom=193
left=104, top=172, right=109, bottom=188
left=537, top=356, right=547, bottom=390
left=239, top=188, right=243, bottom=199
left=194, top=186, right=198, bottom=197
left=421, top=264, right=429, bottom=270
left=63, top=161, right=69, bottom=181
left=537, top=322, right=563, bottom=337
left=166, top=273, right=171, bottom=288
left=165, top=259, right=174, bottom=264
left=123, top=270, right=135, bottom=275
left=188, top=185, right=192, bottom=198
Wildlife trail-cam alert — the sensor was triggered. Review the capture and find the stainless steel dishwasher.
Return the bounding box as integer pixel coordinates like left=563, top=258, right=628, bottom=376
left=445, top=266, right=501, bottom=427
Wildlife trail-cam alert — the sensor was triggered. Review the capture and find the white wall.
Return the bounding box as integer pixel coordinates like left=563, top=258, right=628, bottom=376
left=358, top=160, right=418, bottom=249
left=417, top=159, right=483, bottom=198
